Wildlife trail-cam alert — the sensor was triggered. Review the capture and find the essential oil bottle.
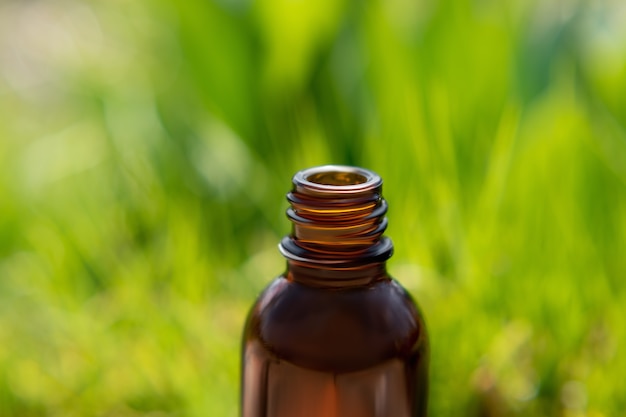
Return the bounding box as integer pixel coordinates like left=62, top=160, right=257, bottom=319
left=241, top=165, right=429, bottom=417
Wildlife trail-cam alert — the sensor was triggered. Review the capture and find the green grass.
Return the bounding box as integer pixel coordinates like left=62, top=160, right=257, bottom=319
left=1, top=0, right=626, bottom=415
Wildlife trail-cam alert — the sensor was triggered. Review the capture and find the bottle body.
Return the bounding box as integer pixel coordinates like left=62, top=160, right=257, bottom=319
left=242, top=271, right=429, bottom=417
left=241, top=165, right=429, bottom=416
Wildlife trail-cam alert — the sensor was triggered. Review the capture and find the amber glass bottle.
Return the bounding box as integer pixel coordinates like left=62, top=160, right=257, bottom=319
left=241, top=165, right=429, bottom=417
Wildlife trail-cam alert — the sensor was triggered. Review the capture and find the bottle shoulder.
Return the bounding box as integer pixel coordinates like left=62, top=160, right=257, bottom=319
left=244, top=274, right=428, bottom=372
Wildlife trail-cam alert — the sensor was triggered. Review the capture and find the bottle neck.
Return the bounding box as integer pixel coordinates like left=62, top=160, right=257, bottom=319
left=285, top=261, right=389, bottom=289
left=279, top=165, right=394, bottom=288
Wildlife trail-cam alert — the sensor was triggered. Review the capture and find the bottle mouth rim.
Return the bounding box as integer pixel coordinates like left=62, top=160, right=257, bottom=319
left=293, top=165, right=382, bottom=195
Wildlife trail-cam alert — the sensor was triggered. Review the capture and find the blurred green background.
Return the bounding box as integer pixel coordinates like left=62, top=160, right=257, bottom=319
left=1, top=0, right=625, bottom=415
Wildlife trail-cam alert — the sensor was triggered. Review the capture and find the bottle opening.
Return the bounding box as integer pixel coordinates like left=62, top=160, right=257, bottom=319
left=293, top=166, right=382, bottom=196
left=307, top=171, right=368, bottom=186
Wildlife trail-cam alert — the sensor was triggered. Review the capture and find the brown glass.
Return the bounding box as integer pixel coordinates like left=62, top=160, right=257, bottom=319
left=241, top=166, right=429, bottom=417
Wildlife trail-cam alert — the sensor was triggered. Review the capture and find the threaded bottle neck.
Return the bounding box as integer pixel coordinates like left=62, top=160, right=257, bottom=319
left=279, top=165, right=393, bottom=270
